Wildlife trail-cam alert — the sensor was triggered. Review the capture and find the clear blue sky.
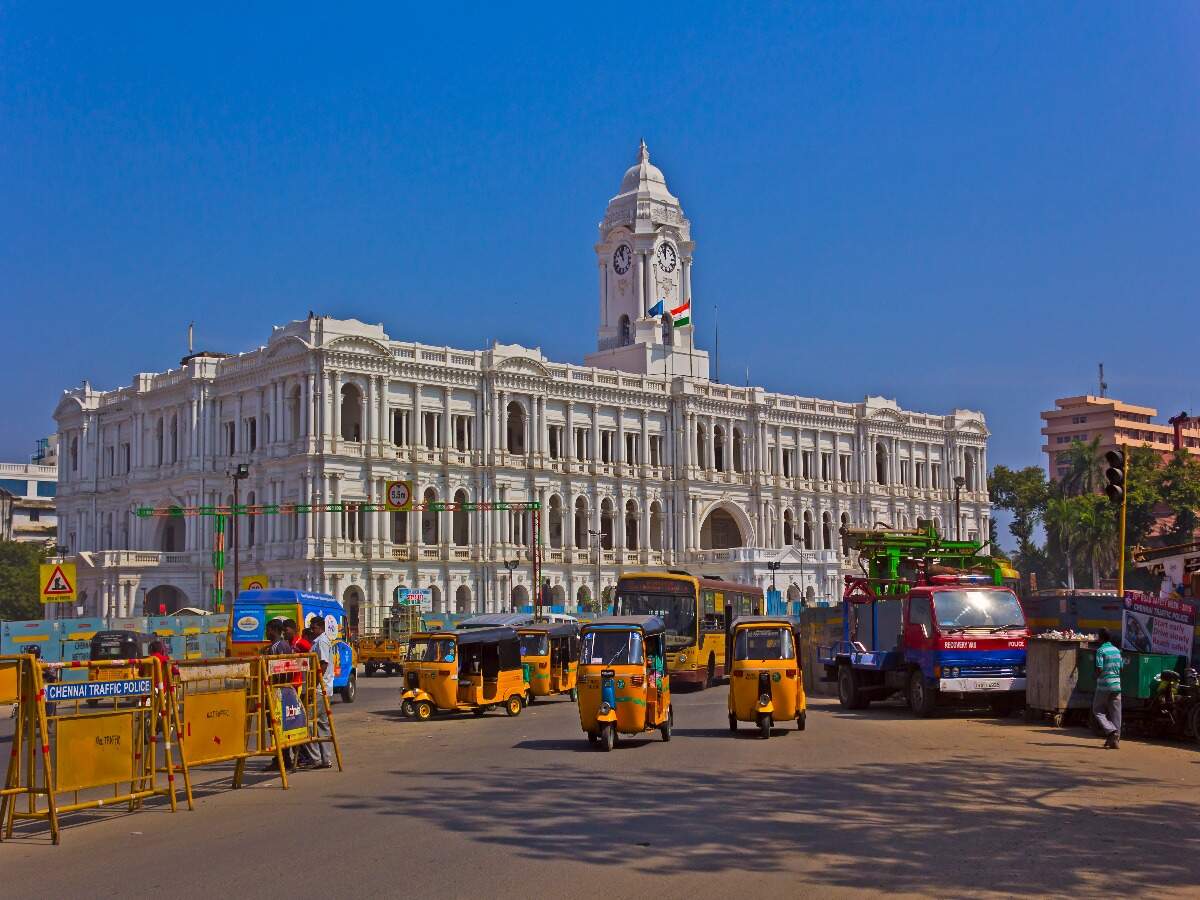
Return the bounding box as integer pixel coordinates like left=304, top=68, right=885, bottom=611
left=3, top=3, right=1198, bottom=479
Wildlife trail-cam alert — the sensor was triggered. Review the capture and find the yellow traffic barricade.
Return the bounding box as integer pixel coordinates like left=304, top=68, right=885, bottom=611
left=1, top=656, right=187, bottom=845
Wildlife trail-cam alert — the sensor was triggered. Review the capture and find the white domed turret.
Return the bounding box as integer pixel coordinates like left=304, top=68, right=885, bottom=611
left=585, top=141, right=709, bottom=381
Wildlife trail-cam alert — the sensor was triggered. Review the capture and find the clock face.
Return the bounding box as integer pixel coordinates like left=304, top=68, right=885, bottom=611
left=612, top=244, right=632, bottom=275
left=657, top=241, right=677, bottom=273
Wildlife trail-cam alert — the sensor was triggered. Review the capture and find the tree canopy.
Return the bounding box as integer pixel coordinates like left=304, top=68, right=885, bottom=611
left=0, top=541, right=49, bottom=621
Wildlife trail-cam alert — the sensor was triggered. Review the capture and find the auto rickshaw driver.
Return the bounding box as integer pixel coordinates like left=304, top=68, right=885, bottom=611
left=727, top=616, right=807, bottom=738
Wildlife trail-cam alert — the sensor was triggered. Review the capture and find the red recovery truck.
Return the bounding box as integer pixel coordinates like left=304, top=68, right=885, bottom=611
left=818, top=525, right=1028, bottom=717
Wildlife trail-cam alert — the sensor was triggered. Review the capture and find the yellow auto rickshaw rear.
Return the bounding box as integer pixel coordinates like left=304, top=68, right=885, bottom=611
left=727, top=617, right=806, bottom=738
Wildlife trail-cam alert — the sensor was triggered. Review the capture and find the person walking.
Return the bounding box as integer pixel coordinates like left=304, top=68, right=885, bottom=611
left=299, top=616, right=334, bottom=770
left=1093, top=628, right=1123, bottom=750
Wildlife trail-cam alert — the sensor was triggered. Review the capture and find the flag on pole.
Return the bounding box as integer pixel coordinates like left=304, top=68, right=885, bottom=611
left=647, top=299, right=665, bottom=318
left=670, top=299, right=691, bottom=328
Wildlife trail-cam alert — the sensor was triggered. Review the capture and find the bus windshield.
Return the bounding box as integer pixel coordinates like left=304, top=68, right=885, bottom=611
left=734, top=627, right=795, bottom=661
left=932, top=590, right=1026, bottom=632
left=617, top=592, right=696, bottom=648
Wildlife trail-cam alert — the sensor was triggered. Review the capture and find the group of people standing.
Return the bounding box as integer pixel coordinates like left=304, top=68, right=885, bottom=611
left=264, top=616, right=335, bottom=772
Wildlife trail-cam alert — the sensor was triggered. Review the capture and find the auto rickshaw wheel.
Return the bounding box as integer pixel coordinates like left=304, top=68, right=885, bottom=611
left=660, top=706, right=673, bottom=742
left=400, top=699, right=415, bottom=717
left=797, top=711, right=807, bottom=731
left=472, top=707, right=487, bottom=717
left=587, top=731, right=600, bottom=744
left=758, top=713, right=772, bottom=739
left=526, top=691, right=535, bottom=705
left=569, top=687, right=578, bottom=702
left=414, top=700, right=434, bottom=721
left=600, top=724, right=615, bottom=752
left=728, top=713, right=738, bottom=732
left=505, top=695, right=523, bottom=717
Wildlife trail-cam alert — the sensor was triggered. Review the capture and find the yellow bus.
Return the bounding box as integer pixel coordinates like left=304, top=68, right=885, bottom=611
left=614, top=572, right=764, bottom=688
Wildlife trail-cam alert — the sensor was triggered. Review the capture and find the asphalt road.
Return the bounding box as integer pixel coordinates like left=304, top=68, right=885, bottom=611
left=3, top=677, right=1200, bottom=898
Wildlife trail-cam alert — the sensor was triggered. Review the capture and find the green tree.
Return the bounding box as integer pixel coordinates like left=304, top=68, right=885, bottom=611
left=988, top=465, right=1050, bottom=559
left=0, top=541, right=48, bottom=621
left=1074, top=494, right=1119, bottom=588
left=1058, top=437, right=1105, bottom=497
left=1044, top=495, right=1084, bottom=590
left=1124, top=445, right=1163, bottom=549
left=1157, top=448, right=1200, bottom=541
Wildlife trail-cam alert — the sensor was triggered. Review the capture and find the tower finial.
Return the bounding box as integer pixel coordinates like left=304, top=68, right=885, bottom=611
left=638, top=138, right=649, bottom=163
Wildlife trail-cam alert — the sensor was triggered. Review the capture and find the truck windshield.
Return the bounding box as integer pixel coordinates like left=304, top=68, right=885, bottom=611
left=520, top=634, right=549, bottom=657
left=581, top=630, right=644, bottom=666
left=616, top=592, right=696, bottom=648
left=733, top=627, right=795, bottom=661
left=933, top=590, right=1025, bottom=631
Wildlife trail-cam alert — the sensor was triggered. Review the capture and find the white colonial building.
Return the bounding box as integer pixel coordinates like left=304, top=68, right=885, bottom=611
left=53, top=143, right=991, bottom=630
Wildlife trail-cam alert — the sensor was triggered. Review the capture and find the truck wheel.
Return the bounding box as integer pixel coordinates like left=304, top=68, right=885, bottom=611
left=339, top=672, right=357, bottom=704
left=838, top=665, right=869, bottom=710
left=908, top=669, right=937, bottom=718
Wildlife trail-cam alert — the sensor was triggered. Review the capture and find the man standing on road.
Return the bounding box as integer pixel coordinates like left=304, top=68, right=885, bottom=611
left=299, top=617, right=334, bottom=770
left=1094, top=628, right=1123, bottom=750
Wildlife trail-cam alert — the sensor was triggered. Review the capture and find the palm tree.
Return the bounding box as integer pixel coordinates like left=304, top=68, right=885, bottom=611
left=1044, top=496, right=1081, bottom=590
left=1058, top=437, right=1105, bottom=497
left=1075, top=495, right=1119, bottom=588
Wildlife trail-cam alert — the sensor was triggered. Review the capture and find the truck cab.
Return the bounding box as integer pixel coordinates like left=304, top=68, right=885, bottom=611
left=818, top=525, right=1028, bottom=717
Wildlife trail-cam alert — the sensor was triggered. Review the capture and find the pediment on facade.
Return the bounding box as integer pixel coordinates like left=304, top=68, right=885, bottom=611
left=771, top=545, right=812, bottom=566
left=868, top=407, right=905, bottom=424
left=265, top=335, right=313, bottom=358
left=956, top=418, right=988, bottom=435
left=325, top=335, right=391, bottom=356
left=498, top=356, right=551, bottom=378
left=53, top=393, right=86, bottom=419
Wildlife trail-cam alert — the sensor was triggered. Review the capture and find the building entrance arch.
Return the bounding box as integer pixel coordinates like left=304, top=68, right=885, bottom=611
left=698, top=501, right=750, bottom=550
left=342, top=586, right=364, bottom=637
left=145, top=584, right=186, bottom=615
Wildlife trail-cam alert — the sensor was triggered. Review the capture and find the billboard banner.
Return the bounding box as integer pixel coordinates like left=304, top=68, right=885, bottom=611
left=1122, top=592, right=1196, bottom=663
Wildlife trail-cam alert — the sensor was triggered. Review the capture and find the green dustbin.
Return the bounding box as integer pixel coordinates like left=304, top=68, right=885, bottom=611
left=1076, top=648, right=1181, bottom=699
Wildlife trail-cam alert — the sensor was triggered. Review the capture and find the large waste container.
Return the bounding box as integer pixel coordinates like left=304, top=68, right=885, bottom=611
left=1077, top=649, right=1183, bottom=699
left=1025, top=637, right=1091, bottom=725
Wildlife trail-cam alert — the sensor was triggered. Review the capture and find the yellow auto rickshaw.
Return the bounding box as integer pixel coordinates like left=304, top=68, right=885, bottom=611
left=399, top=627, right=528, bottom=720
left=577, top=616, right=672, bottom=751
left=727, top=616, right=806, bottom=738
left=518, top=622, right=580, bottom=703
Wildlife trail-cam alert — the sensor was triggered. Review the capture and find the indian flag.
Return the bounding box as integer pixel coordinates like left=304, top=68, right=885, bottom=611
left=670, top=299, right=691, bottom=328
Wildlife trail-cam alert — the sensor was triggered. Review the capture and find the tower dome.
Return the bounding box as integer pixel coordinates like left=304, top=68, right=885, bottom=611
left=614, top=139, right=678, bottom=203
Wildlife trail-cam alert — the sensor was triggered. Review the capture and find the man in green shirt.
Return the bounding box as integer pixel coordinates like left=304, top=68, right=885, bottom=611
left=1093, top=628, right=1123, bottom=749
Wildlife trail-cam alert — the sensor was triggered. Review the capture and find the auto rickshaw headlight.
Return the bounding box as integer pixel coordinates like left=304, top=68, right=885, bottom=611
left=758, top=693, right=771, bottom=706
left=677, top=653, right=687, bottom=664
left=599, top=701, right=612, bottom=715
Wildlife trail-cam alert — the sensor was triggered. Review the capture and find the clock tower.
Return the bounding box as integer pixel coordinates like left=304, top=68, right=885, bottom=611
left=584, top=141, right=710, bottom=380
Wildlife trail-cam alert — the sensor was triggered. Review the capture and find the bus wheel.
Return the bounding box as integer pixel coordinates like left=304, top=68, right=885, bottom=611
left=706, top=655, right=716, bottom=689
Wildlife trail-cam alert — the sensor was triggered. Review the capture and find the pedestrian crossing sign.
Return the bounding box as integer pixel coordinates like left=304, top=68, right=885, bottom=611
left=40, top=562, right=77, bottom=603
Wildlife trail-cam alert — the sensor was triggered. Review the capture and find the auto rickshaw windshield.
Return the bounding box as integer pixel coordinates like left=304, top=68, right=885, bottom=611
left=520, top=633, right=549, bottom=657
left=408, top=638, right=455, bottom=662
left=733, top=627, right=795, bottom=661
left=582, top=629, right=643, bottom=666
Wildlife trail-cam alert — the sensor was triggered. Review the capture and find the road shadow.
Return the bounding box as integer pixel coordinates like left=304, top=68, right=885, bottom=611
left=333, top=755, right=1200, bottom=894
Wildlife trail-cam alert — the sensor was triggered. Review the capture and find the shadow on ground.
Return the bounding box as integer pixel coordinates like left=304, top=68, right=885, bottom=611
left=331, top=754, right=1200, bottom=894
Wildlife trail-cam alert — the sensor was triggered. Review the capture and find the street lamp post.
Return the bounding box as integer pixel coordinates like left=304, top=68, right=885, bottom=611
left=588, top=528, right=602, bottom=613
left=953, top=475, right=967, bottom=541
left=503, top=558, right=519, bottom=612
left=228, top=463, right=250, bottom=598
left=766, top=560, right=781, bottom=592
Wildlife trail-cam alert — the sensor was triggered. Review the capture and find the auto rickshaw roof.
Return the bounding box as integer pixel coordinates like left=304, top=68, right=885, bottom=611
left=412, top=626, right=520, bottom=645
left=730, top=616, right=797, bottom=631
left=518, top=622, right=579, bottom=638
left=582, top=615, right=666, bottom=636
left=458, top=613, right=534, bottom=628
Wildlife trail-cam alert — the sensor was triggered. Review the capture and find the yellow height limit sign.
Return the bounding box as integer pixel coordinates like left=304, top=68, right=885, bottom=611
left=41, top=562, right=77, bottom=603
left=385, top=479, right=413, bottom=512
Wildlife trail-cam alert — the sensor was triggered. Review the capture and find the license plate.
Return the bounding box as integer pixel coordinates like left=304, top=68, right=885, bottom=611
left=977, top=680, right=1001, bottom=690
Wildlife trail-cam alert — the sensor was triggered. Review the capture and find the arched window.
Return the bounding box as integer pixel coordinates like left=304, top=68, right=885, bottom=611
left=618, top=314, right=632, bottom=347
left=341, top=384, right=362, bottom=442
left=455, top=585, right=472, bottom=614
left=600, top=498, right=614, bottom=550
left=548, top=495, right=563, bottom=549
left=649, top=501, right=664, bottom=551
left=392, top=510, right=408, bottom=543
left=421, top=488, right=439, bottom=544
left=714, top=426, right=726, bottom=472
left=288, top=385, right=302, bottom=440
left=624, top=500, right=639, bottom=551
left=732, top=428, right=744, bottom=473
left=452, top=489, right=469, bottom=546
left=506, top=402, right=526, bottom=454
left=822, top=512, right=833, bottom=550
left=875, top=442, right=889, bottom=484
left=802, top=510, right=814, bottom=550
left=783, top=509, right=795, bottom=546
left=574, top=497, right=589, bottom=548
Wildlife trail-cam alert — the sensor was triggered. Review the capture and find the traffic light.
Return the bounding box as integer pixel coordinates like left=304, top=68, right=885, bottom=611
left=1104, top=450, right=1125, bottom=505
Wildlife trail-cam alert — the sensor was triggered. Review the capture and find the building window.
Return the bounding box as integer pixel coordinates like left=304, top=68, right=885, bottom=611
left=548, top=425, right=563, bottom=460
left=625, top=432, right=639, bottom=466
left=839, top=455, right=850, bottom=482
left=931, top=463, right=941, bottom=490
left=121, top=443, right=131, bottom=473
left=225, top=422, right=236, bottom=456
left=575, top=427, right=589, bottom=460
left=392, top=409, right=409, bottom=447
left=649, top=435, right=662, bottom=468
left=821, top=452, right=831, bottom=482
left=30, top=509, right=40, bottom=522
left=37, top=481, right=57, bottom=498
left=782, top=449, right=795, bottom=479
left=600, top=430, right=615, bottom=464
left=248, top=417, right=257, bottom=452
